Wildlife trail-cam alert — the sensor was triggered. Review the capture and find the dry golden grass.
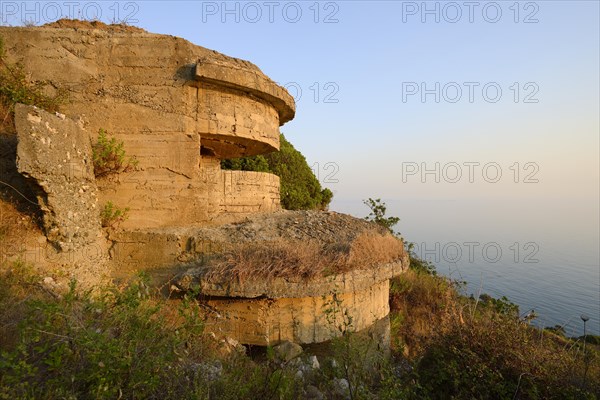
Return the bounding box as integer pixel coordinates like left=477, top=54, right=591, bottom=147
left=389, top=269, right=458, bottom=357
left=204, top=240, right=344, bottom=283
left=43, top=19, right=147, bottom=33
left=205, top=229, right=405, bottom=283
left=348, top=229, right=405, bottom=268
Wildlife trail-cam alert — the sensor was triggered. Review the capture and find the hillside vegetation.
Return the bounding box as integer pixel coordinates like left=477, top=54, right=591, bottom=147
left=1, top=254, right=598, bottom=399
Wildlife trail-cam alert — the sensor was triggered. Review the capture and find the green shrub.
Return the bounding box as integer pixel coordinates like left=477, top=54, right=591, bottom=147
left=221, top=154, right=270, bottom=173
left=478, top=293, right=520, bottom=317
left=388, top=268, right=600, bottom=399
left=92, top=129, right=138, bottom=177
left=0, top=271, right=208, bottom=399
left=409, top=313, right=599, bottom=399
left=0, top=264, right=308, bottom=399
left=221, top=134, right=333, bottom=210
left=210, top=355, right=301, bottom=400
left=100, top=201, right=129, bottom=228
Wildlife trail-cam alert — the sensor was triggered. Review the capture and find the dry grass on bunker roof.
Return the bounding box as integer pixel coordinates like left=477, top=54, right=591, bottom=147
left=205, top=229, right=405, bottom=282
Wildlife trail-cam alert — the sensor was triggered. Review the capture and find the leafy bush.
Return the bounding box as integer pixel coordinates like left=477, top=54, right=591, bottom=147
left=221, top=154, right=270, bottom=173
left=92, top=129, right=138, bottom=177
left=410, top=311, right=599, bottom=399
left=478, top=293, right=520, bottom=317
left=221, top=134, right=333, bottom=210
left=0, top=265, right=306, bottom=399
left=210, top=354, right=301, bottom=400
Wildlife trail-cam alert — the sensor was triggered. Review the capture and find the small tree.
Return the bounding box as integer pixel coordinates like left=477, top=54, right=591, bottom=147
left=363, top=198, right=399, bottom=234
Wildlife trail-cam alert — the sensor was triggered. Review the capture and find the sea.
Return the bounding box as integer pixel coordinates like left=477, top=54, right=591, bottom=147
left=333, top=196, right=600, bottom=337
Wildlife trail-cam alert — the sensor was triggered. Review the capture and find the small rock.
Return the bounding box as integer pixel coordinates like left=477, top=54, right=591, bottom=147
left=273, top=340, right=303, bottom=362
left=42, top=276, right=56, bottom=286
left=304, top=385, right=324, bottom=400
left=193, top=361, right=222, bottom=382
left=332, top=378, right=350, bottom=399
left=293, top=355, right=320, bottom=379
left=225, top=336, right=240, bottom=348
left=215, top=336, right=246, bottom=357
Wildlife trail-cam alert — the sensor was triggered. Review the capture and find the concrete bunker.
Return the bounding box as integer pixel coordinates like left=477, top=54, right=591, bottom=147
left=1, top=21, right=409, bottom=349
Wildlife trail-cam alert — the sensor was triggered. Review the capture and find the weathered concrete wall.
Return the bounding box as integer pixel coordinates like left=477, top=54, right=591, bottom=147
left=198, top=83, right=281, bottom=157
left=178, top=261, right=406, bottom=298
left=96, top=132, right=204, bottom=229
left=221, top=171, right=280, bottom=214
left=0, top=25, right=294, bottom=229
left=205, top=280, right=391, bottom=345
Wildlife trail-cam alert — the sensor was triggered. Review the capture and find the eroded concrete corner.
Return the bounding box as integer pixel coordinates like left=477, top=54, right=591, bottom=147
left=15, top=103, right=103, bottom=252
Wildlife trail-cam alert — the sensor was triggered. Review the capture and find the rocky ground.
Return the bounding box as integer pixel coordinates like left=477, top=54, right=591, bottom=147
left=43, top=19, right=147, bottom=33
left=200, top=209, right=390, bottom=244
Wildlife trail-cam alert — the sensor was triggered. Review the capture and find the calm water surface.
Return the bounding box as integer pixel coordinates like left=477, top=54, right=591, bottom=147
left=333, top=197, right=600, bottom=336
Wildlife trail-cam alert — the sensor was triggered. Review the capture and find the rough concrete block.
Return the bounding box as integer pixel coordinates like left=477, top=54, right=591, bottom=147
left=15, top=104, right=102, bottom=252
